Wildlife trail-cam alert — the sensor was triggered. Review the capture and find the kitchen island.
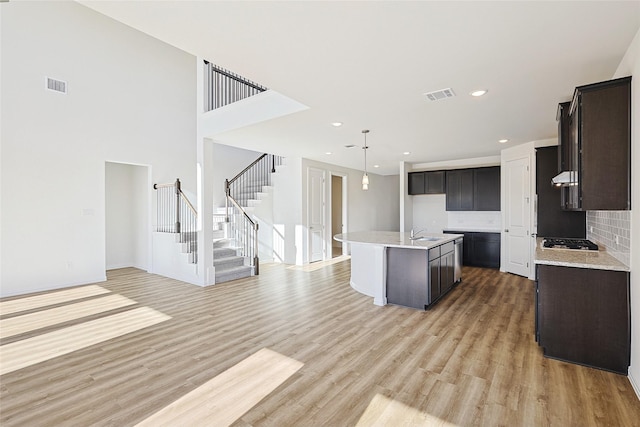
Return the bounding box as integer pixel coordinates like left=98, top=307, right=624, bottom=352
left=334, top=231, right=463, bottom=309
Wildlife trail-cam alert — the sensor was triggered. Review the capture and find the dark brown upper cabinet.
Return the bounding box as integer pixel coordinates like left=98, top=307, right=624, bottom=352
left=408, top=171, right=445, bottom=195
left=473, top=167, right=501, bottom=211
left=445, top=169, right=474, bottom=210
left=557, top=76, right=631, bottom=210
left=445, top=167, right=500, bottom=211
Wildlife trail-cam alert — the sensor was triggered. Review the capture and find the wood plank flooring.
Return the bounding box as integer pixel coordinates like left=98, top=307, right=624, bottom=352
left=1, top=260, right=639, bottom=426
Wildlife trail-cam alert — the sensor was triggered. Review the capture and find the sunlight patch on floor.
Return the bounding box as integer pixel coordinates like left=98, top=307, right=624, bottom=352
left=0, top=285, right=111, bottom=316
left=286, top=255, right=350, bottom=272
left=0, top=294, right=136, bottom=339
left=356, top=393, right=459, bottom=427
left=135, top=347, right=304, bottom=427
left=0, top=306, right=171, bottom=376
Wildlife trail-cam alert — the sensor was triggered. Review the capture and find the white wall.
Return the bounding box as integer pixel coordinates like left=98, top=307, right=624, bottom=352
left=272, top=157, right=303, bottom=264
left=301, top=158, right=400, bottom=264
left=613, top=27, right=640, bottom=397
left=0, top=2, right=196, bottom=297
left=211, top=143, right=263, bottom=207
left=105, top=162, right=148, bottom=270
left=412, top=195, right=448, bottom=233
left=406, top=156, right=503, bottom=234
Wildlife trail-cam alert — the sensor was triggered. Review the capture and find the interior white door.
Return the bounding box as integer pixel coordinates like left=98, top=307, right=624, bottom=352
left=504, top=156, right=531, bottom=277
left=308, top=168, right=325, bottom=263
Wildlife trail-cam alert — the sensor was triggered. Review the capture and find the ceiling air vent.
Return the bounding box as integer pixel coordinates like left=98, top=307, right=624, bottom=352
left=46, top=77, right=67, bottom=94
left=424, top=88, right=455, bottom=101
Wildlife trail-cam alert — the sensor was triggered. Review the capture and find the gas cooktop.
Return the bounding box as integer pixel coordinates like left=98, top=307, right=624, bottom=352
left=542, top=238, right=599, bottom=251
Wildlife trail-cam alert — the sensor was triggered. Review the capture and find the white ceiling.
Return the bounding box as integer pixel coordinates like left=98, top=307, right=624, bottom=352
left=80, top=1, right=640, bottom=175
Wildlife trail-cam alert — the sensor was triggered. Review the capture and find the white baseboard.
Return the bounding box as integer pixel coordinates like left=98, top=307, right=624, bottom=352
left=106, top=263, right=134, bottom=270
left=629, top=372, right=640, bottom=401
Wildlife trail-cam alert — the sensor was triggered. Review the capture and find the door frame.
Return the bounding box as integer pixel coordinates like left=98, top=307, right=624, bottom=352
left=307, top=167, right=326, bottom=263
left=500, top=142, right=536, bottom=280
left=329, top=172, right=348, bottom=257
left=104, top=160, right=152, bottom=273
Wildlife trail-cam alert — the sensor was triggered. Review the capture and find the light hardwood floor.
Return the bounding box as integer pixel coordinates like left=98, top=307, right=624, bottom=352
left=1, top=260, right=639, bottom=426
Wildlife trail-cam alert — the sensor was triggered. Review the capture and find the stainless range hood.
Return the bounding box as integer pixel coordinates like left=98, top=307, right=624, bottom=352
left=551, top=170, right=578, bottom=186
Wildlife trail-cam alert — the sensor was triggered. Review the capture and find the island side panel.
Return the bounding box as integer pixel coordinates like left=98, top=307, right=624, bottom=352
left=349, top=243, right=387, bottom=306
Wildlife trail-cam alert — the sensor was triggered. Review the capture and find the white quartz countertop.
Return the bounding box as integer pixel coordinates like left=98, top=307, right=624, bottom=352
left=534, top=238, right=630, bottom=272
left=443, top=228, right=502, bottom=233
left=334, top=231, right=462, bottom=250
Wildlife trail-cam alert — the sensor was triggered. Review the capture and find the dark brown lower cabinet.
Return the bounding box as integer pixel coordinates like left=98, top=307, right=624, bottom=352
left=443, top=231, right=500, bottom=268
left=536, top=264, right=630, bottom=374
left=386, top=244, right=457, bottom=310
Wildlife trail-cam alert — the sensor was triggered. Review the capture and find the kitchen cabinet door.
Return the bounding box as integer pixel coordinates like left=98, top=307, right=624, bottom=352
left=440, top=250, right=455, bottom=294
left=409, top=171, right=445, bottom=195
left=578, top=77, right=631, bottom=210
left=446, top=169, right=474, bottom=211
left=425, top=171, right=445, bottom=194
left=408, top=172, right=425, bottom=195
left=471, top=233, right=501, bottom=268
left=562, top=76, right=631, bottom=211
left=537, top=264, right=630, bottom=374
left=386, top=248, right=428, bottom=310
left=473, top=167, right=500, bottom=211
left=429, top=257, right=440, bottom=303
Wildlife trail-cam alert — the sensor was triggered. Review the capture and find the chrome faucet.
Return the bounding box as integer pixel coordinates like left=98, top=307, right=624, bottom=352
left=410, top=228, right=426, bottom=239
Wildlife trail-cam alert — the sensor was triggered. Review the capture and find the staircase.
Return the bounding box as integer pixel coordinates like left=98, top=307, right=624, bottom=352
left=212, top=153, right=283, bottom=284
left=153, top=179, right=198, bottom=264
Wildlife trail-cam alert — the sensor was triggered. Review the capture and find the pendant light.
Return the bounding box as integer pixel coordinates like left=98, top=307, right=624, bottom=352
left=362, top=129, right=370, bottom=190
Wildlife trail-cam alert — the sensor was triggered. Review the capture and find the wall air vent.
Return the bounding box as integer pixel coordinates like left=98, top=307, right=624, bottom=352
left=46, top=77, right=67, bottom=94
left=424, top=88, right=455, bottom=101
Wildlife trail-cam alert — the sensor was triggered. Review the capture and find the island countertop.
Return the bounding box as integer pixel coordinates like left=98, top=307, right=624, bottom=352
left=334, top=230, right=462, bottom=249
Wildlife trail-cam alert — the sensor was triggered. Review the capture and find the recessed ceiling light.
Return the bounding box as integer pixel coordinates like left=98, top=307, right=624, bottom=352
left=374, top=164, right=380, bottom=168
left=344, top=144, right=356, bottom=149
left=470, top=90, right=488, bottom=97
left=403, top=151, right=411, bottom=156
left=499, top=139, right=509, bottom=144
left=331, top=122, right=343, bottom=127
left=325, top=151, right=332, bottom=155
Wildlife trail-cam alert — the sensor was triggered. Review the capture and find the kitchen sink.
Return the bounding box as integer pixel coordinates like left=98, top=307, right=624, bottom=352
left=410, top=236, right=441, bottom=242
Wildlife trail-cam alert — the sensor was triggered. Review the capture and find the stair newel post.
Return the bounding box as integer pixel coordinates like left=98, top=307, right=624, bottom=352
left=175, top=178, right=181, bottom=234
left=254, top=222, right=259, bottom=275
left=225, top=179, right=230, bottom=223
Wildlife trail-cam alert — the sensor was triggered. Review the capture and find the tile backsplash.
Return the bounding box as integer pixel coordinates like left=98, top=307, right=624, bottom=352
left=447, top=211, right=502, bottom=231
left=586, top=211, right=631, bottom=267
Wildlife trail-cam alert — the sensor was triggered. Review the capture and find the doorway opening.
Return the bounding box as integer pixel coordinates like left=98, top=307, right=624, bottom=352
left=105, top=162, right=150, bottom=272
left=331, top=174, right=347, bottom=258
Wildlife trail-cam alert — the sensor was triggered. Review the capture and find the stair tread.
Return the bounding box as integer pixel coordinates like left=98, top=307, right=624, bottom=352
left=213, top=256, right=245, bottom=267
left=216, top=265, right=251, bottom=273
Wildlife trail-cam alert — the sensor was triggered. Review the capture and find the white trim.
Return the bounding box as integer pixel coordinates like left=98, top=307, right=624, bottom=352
left=629, top=372, right=640, bottom=401
left=329, top=171, right=349, bottom=258
left=307, top=167, right=326, bottom=263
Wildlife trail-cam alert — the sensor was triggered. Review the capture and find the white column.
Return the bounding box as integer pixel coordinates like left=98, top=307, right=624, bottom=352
left=196, top=57, right=215, bottom=286
left=399, top=161, right=413, bottom=233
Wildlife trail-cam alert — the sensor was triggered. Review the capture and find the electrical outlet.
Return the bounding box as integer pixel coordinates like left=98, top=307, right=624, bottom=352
left=589, top=226, right=594, bottom=233
left=615, top=235, right=619, bottom=245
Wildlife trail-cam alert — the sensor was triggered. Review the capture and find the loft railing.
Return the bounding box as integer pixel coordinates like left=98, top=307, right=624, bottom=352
left=225, top=154, right=284, bottom=275
left=204, top=61, right=267, bottom=112
left=154, top=178, right=198, bottom=264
